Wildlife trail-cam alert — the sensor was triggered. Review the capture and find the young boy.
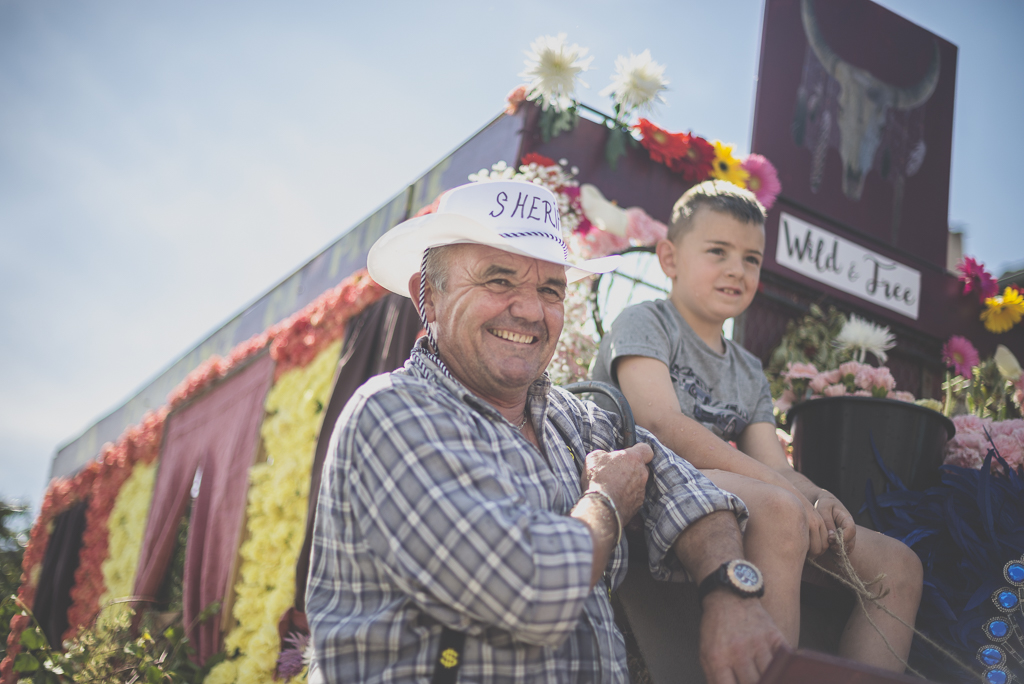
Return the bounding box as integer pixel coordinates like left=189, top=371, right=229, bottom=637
left=591, top=180, right=922, bottom=672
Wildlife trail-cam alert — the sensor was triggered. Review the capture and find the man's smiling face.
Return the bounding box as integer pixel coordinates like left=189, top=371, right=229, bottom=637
left=428, top=244, right=566, bottom=406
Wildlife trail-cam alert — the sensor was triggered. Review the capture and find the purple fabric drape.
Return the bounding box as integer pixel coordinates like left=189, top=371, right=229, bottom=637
left=132, top=352, right=274, bottom=665
left=293, top=293, right=421, bottom=611
left=32, top=500, right=89, bottom=648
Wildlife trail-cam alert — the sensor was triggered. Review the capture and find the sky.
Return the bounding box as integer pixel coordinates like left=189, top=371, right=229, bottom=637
left=1, top=0, right=1022, bottom=512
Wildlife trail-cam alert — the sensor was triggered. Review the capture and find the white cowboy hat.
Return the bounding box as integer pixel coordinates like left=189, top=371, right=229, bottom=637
left=367, top=180, right=622, bottom=297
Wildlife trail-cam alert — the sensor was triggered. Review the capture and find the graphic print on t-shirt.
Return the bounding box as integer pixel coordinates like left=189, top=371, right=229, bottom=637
left=669, top=363, right=750, bottom=442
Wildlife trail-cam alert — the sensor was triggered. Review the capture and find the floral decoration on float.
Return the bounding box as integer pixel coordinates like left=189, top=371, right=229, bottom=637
left=208, top=340, right=341, bottom=684
left=2, top=270, right=387, bottom=684
left=506, top=33, right=782, bottom=208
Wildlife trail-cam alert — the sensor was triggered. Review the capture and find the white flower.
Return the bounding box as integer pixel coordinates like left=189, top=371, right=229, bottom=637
left=520, top=33, right=592, bottom=112
left=580, top=184, right=628, bottom=237
left=833, top=314, right=896, bottom=363
left=994, top=344, right=1022, bottom=381
left=599, top=50, right=668, bottom=115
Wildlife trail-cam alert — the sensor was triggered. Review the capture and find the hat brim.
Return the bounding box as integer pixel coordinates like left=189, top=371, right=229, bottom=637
left=367, top=212, right=622, bottom=297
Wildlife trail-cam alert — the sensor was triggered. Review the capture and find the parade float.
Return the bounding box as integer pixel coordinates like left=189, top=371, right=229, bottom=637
left=4, top=1, right=1023, bottom=683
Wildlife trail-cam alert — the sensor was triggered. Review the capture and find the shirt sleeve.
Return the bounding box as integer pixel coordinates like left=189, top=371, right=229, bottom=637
left=750, top=371, right=777, bottom=426
left=580, top=400, right=748, bottom=583
left=602, top=303, right=675, bottom=381
left=342, top=384, right=596, bottom=647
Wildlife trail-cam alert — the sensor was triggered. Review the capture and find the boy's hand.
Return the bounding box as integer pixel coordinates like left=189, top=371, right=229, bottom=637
left=802, top=496, right=832, bottom=558
left=813, top=490, right=857, bottom=555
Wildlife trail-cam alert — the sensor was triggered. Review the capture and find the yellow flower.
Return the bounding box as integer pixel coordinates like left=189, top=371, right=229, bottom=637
left=710, top=141, right=749, bottom=187
left=218, top=340, right=341, bottom=684
left=981, top=287, right=1024, bottom=334
left=100, top=460, right=156, bottom=615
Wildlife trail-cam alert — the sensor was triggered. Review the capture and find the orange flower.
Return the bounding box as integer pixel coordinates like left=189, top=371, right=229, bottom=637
left=634, top=118, right=689, bottom=166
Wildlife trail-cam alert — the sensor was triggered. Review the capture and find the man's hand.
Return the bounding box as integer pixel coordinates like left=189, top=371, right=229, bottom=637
left=583, top=443, right=653, bottom=522
left=700, top=591, right=785, bottom=684
left=813, top=490, right=857, bottom=555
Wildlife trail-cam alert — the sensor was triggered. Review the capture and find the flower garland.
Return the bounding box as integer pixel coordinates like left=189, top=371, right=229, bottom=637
left=97, top=460, right=158, bottom=621
left=206, top=340, right=341, bottom=684
left=634, top=119, right=781, bottom=209
left=4, top=270, right=387, bottom=684
left=64, top=410, right=166, bottom=641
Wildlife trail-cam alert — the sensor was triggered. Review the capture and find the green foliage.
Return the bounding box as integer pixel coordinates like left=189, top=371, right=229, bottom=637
left=943, top=358, right=1021, bottom=420
left=537, top=105, right=579, bottom=143
left=0, top=499, right=29, bottom=653
left=4, top=595, right=222, bottom=684
left=603, top=103, right=639, bottom=170
left=765, top=305, right=852, bottom=399
left=0, top=500, right=28, bottom=598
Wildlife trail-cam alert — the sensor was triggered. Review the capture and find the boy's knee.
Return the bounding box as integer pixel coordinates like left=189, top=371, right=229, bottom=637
left=752, top=486, right=809, bottom=554
left=861, top=533, right=923, bottom=597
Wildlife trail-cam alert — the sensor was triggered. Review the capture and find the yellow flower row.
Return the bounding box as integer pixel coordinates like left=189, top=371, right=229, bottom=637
left=97, top=460, right=157, bottom=624
left=206, top=340, right=341, bottom=684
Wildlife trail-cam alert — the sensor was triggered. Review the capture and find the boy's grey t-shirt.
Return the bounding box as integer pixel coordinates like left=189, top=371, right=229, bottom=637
left=591, top=299, right=775, bottom=443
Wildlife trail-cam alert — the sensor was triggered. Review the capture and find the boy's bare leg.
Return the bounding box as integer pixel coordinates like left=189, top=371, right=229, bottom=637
left=815, top=526, right=923, bottom=671
left=702, top=469, right=808, bottom=646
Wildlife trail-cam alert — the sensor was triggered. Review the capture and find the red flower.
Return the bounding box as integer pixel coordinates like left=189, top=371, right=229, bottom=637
left=520, top=152, right=556, bottom=168
left=634, top=119, right=689, bottom=166
left=668, top=133, right=715, bottom=182
left=956, top=256, right=999, bottom=303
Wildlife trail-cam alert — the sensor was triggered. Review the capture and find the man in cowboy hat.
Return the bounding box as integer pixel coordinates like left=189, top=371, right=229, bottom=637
left=306, top=180, right=784, bottom=684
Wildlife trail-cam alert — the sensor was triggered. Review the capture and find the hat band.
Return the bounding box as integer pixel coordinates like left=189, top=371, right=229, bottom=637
left=498, top=230, right=569, bottom=260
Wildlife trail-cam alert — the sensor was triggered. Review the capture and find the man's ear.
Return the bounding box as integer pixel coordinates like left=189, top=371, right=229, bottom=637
left=656, top=238, right=678, bottom=280
left=407, top=271, right=437, bottom=323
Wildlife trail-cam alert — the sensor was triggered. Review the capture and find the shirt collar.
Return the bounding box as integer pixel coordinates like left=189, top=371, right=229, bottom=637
left=408, top=337, right=553, bottom=426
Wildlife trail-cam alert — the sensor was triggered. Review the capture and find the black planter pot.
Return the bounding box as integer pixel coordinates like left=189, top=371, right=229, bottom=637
left=787, top=396, right=955, bottom=528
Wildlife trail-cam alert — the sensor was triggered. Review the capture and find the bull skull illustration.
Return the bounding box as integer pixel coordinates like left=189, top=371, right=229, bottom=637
left=801, top=0, right=940, bottom=200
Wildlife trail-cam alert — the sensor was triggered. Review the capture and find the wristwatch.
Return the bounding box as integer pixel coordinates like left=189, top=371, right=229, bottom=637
left=697, top=560, right=765, bottom=600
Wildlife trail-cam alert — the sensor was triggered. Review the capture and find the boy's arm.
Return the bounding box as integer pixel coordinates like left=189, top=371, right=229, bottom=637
left=738, top=423, right=856, bottom=554
left=615, top=355, right=833, bottom=557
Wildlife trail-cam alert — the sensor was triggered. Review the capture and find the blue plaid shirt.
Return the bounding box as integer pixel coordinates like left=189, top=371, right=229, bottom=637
left=307, top=342, right=746, bottom=683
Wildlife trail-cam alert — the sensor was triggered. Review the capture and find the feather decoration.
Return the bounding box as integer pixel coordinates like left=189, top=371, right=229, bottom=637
left=866, top=438, right=1024, bottom=683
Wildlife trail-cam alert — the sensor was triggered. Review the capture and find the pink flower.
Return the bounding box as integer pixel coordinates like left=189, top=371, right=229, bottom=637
left=993, top=434, right=1023, bottom=469
left=941, top=336, right=980, bottom=378
left=785, top=362, right=819, bottom=380
left=774, top=389, right=796, bottom=413
left=952, top=414, right=986, bottom=435
left=956, top=257, right=999, bottom=302
left=854, top=367, right=876, bottom=391
left=853, top=389, right=873, bottom=397
left=944, top=431, right=989, bottom=470
left=809, top=374, right=831, bottom=394
left=823, top=383, right=847, bottom=397
left=569, top=228, right=629, bottom=260
left=505, top=84, right=529, bottom=115
left=838, top=361, right=863, bottom=378
left=891, top=391, right=916, bottom=402
left=989, top=419, right=1024, bottom=437
left=872, top=367, right=896, bottom=392
left=624, top=207, right=668, bottom=246
left=823, top=369, right=842, bottom=384
left=740, top=154, right=781, bottom=209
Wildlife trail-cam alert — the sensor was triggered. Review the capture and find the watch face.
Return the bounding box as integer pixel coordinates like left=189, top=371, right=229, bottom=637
left=727, top=561, right=763, bottom=593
